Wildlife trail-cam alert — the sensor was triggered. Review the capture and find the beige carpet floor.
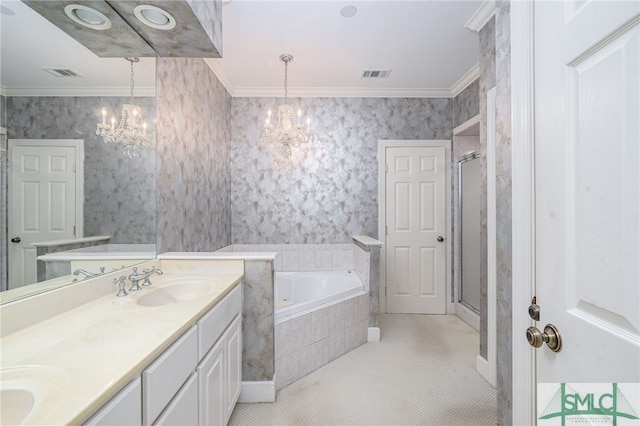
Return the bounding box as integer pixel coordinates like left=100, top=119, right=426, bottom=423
left=229, top=314, right=497, bottom=426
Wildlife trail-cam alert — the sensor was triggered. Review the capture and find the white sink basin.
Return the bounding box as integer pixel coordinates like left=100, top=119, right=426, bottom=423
left=0, top=366, right=66, bottom=424
left=136, top=280, right=212, bottom=307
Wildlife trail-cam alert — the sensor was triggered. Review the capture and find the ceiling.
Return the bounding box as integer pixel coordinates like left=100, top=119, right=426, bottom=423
left=0, top=0, right=485, bottom=98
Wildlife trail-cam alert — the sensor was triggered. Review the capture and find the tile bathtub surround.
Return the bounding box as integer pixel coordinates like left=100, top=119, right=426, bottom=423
left=274, top=293, right=368, bottom=391
left=6, top=96, right=156, bottom=244
left=156, top=58, right=232, bottom=253
left=230, top=97, right=453, bottom=244
left=232, top=244, right=358, bottom=275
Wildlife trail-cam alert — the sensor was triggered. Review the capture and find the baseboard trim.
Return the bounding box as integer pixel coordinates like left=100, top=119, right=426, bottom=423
left=238, top=380, right=276, bottom=403
left=476, top=355, right=496, bottom=387
left=368, top=327, right=381, bottom=342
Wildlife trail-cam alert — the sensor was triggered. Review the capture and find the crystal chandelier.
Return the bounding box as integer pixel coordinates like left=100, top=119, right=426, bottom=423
left=261, top=54, right=313, bottom=158
left=96, top=57, right=154, bottom=158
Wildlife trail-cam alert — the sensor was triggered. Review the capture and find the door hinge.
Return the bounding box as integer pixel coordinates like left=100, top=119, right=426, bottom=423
left=73, top=163, right=76, bottom=173
left=385, top=164, right=388, bottom=173
left=385, top=287, right=387, bottom=297
left=385, top=225, right=388, bottom=235
left=73, top=225, right=76, bottom=236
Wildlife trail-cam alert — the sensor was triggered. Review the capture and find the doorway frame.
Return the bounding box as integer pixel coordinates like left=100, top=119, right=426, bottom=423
left=377, top=139, right=452, bottom=315
left=511, top=1, right=536, bottom=425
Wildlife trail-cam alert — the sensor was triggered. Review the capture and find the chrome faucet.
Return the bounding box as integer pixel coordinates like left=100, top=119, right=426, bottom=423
left=127, top=266, right=163, bottom=291
left=73, top=267, right=106, bottom=278
left=113, top=276, right=128, bottom=297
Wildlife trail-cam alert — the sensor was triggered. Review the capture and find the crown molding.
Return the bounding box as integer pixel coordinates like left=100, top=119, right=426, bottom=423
left=465, top=0, right=496, bottom=33
left=2, top=86, right=155, bottom=97
left=204, top=58, right=236, bottom=96
left=231, top=86, right=452, bottom=98
left=450, top=63, right=480, bottom=97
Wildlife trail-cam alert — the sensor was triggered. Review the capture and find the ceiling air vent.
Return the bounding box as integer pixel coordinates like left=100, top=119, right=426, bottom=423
left=361, top=69, right=391, bottom=79
left=43, top=68, right=82, bottom=77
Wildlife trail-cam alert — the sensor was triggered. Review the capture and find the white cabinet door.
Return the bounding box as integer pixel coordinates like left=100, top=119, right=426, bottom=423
left=225, top=316, right=242, bottom=424
left=84, top=378, right=141, bottom=426
left=154, top=373, right=198, bottom=426
left=198, top=336, right=226, bottom=426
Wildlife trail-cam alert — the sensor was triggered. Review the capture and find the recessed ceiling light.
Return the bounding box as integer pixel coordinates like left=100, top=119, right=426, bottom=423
left=340, top=5, right=357, bottom=18
left=64, top=4, right=111, bottom=30
left=134, top=5, right=176, bottom=30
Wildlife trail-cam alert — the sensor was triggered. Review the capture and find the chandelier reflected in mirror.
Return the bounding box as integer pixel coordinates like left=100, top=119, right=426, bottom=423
left=261, top=54, right=314, bottom=158
left=96, top=57, right=154, bottom=158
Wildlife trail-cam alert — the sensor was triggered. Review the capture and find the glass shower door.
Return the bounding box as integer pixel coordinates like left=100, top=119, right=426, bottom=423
left=459, top=154, right=481, bottom=312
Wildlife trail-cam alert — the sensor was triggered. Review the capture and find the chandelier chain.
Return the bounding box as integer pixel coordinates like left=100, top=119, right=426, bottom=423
left=284, top=59, right=288, bottom=100
left=129, top=59, right=135, bottom=100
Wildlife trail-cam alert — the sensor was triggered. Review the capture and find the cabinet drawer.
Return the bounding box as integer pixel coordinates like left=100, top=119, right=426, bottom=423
left=154, top=372, right=198, bottom=426
left=84, top=378, right=141, bottom=426
left=143, top=326, right=198, bottom=425
left=198, top=285, right=241, bottom=360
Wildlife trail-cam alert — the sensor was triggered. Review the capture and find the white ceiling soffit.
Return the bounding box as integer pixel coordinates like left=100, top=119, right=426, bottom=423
left=208, top=0, right=484, bottom=98
left=0, top=0, right=155, bottom=97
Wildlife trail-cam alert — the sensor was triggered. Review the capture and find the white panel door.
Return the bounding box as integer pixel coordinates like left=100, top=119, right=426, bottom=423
left=8, top=140, right=82, bottom=289
left=386, top=146, right=446, bottom=314
left=533, top=0, right=640, bottom=416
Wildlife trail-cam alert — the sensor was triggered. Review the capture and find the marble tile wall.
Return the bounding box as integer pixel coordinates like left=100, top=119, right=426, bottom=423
left=230, top=97, right=453, bottom=244
left=5, top=96, right=156, bottom=244
left=274, top=293, right=368, bottom=390
left=478, top=16, right=496, bottom=363
left=155, top=58, right=232, bottom=252
left=453, top=79, right=480, bottom=127
left=495, top=2, right=513, bottom=423
left=241, top=259, right=275, bottom=382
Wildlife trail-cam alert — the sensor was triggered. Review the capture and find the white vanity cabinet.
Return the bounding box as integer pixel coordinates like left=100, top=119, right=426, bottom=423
left=84, top=284, right=242, bottom=426
left=143, top=284, right=242, bottom=426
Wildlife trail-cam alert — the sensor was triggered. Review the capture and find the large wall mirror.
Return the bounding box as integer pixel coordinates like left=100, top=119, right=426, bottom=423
left=1, top=0, right=156, bottom=303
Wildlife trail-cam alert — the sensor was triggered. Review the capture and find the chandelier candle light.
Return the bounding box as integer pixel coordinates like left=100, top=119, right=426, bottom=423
left=96, top=57, right=154, bottom=158
left=261, top=54, right=313, bottom=158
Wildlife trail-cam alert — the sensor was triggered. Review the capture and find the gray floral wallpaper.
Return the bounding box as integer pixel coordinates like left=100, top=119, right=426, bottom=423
left=156, top=58, right=232, bottom=253
left=495, top=2, right=513, bottom=424
left=230, top=97, right=453, bottom=244
left=454, top=79, right=480, bottom=127
left=5, top=96, right=156, bottom=244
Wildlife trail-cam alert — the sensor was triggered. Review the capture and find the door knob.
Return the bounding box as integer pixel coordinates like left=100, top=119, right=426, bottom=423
left=11, top=237, right=21, bottom=243
left=526, top=324, right=562, bottom=352
left=437, top=236, right=444, bottom=242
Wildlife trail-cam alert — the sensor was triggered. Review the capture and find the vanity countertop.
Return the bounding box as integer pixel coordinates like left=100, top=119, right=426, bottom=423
left=0, top=258, right=244, bottom=425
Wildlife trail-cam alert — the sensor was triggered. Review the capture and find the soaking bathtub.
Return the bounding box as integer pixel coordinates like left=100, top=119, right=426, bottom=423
left=274, top=271, right=364, bottom=321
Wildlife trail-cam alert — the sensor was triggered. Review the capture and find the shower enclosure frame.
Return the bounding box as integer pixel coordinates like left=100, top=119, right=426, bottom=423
left=457, top=151, right=481, bottom=314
